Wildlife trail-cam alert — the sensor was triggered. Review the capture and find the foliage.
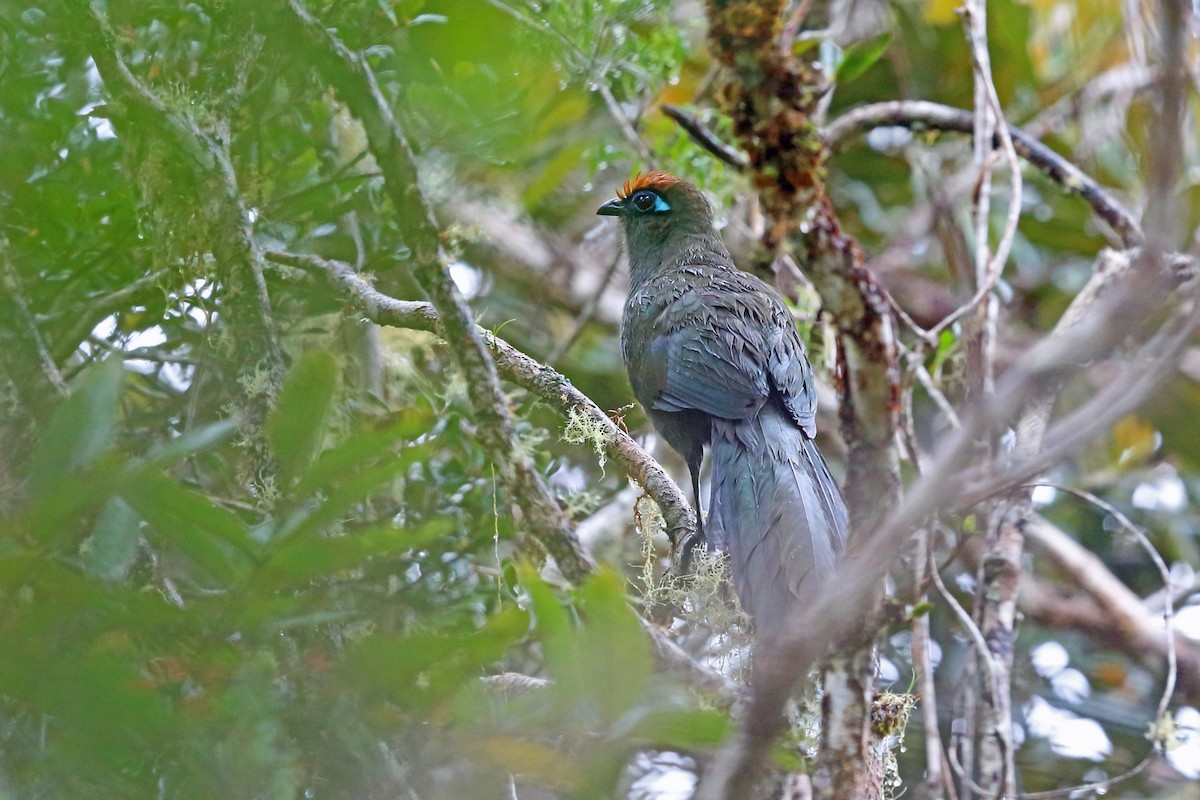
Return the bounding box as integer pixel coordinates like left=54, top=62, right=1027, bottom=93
left=0, top=0, right=1197, bottom=798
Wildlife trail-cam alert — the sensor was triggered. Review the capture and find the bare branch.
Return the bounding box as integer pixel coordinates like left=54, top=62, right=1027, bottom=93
left=825, top=100, right=1144, bottom=248
left=660, top=104, right=749, bottom=170
left=697, top=238, right=1200, bottom=795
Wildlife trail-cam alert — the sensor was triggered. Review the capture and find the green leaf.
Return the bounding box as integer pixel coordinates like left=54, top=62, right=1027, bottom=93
left=911, top=600, right=934, bottom=618
left=930, top=326, right=957, bottom=380
left=292, top=408, right=432, bottom=498
left=342, top=606, right=529, bottom=712
left=144, top=417, right=241, bottom=470
left=267, top=351, right=338, bottom=486
left=81, top=496, right=141, bottom=582
left=28, top=358, right=124, bottom=497
left=522, top=567, right=583, bottom=701
left=280, top=451, right=426, bottom=542
left=250, top=518, right=452, bottom=592
left=121, top=470, right=256, bottom=583
left=575, top=569, right=652, bottom=724
left=835, top=33, right=892, bottom=83
left=791, top=35, right=821, bottom=57
left=624, top=707, right=730, bottom=749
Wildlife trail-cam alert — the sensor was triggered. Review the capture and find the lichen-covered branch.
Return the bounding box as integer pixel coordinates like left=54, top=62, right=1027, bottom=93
left=276, top=0, right=594, bottom=582
left=700, top=2, right=901, bottom=797
left=263, top=249, right=728, bottom=695
left=264, top=249, right=702, bottom=570
left=71, top=0, right=284, bottom=464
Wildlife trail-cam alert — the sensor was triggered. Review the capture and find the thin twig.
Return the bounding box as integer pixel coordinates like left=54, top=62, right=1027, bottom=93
left=905, top=349, right=963, bottom=431
left=548, top=250, right=622, bottom=366
left=660, top=104, right=749, bottom=170
left=598, top=82, right=654, bottom=164
left=53, top=269, right=171, bottom=362
left=0, top=252, right=67, bottom=397
left=947, top=494, right=1181, bottom=799
left=911, top=530, right=955, bottom=800
left=1032, top=486, right=1176, bottom=734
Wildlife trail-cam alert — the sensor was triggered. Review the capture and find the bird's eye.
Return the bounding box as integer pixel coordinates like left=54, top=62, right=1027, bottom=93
left=630, top=189, right=668, bottom=213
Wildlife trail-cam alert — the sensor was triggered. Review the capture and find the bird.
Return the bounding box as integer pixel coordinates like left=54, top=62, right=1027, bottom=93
left=597, top=171, right=848, bottom=633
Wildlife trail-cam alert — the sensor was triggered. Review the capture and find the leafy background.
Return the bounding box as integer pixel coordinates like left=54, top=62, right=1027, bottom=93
left=0, top=0, right=1197, bottom=798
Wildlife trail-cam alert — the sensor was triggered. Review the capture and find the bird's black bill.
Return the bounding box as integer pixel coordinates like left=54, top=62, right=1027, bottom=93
left=596, top=197, right=626, bottom=216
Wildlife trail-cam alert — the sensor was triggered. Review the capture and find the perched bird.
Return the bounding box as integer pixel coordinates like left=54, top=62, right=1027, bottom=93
left=597, top=172, right=848, bottom=632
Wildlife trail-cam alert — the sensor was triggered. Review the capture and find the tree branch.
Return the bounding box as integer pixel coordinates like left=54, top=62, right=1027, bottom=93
left=701, top=2, right=899, bottom=797
left=263, top=249, right=726, bottom=696
left=697, top=237, right=1200, bottom=796
left=73, top=0, right=285, bottom=459
left=660, top=103, right=749, bottom=170
left=264, top=249, right=698, bottom=560
left=825, top=100, right=1144, bottom=248
left=276, top=0, right=593, bottom=582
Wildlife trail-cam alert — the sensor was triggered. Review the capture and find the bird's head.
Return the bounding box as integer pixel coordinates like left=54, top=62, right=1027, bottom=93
left=596, top=172, right=722, bottom=279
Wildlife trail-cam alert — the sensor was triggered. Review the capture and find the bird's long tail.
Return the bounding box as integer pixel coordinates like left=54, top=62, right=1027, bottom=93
left=706, top=403, right=848, bottom=633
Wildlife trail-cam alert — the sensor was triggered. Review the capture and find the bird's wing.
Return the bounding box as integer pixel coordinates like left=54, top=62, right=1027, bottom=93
left=651, top=322, right=769, bottom=419
left=765, top=319, right=818, bottom=438
left=644, top=279, right=818, bottom=436
left=633, top=285, right=766, bottom=420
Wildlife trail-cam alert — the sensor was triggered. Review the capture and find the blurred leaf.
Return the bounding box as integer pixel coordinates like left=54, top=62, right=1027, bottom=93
left=835, top=33, right=892, bottom=84
left=1112, top=415, right=1158, bottom=468
left=343, top=606, right=529, bottom=712
left=293, top=407, right=433, bottom=498
left=250, top=518, right=452, bottom=592
left=465, top=736, right=580, bottom=789
left=81, top=496, right=141, bottom=582
left=268, top=351, right=338, bottom=486
left=534, top=95, right=588, bottom=139
left=522, top=141, right=588, bottom=211
left=791, top=36, right=821, bottom=57
left=28, top=358, right=123, bottom=497
left=624, top=707, right=729, bottom=749
left=522, top=567, right=584, bottom=702
left=280, top=451, right=425, bottom=542
left=144, top=416, right=241, bottom=470
left=923, top=0, right=960, bottom=25
left=574, top=569, right=652, bottom=724
left=121, top=470, right=256, bottom=583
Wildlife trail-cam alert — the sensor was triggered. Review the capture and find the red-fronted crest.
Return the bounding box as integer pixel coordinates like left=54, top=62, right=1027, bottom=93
left=616, top=171, right=682, bottom=200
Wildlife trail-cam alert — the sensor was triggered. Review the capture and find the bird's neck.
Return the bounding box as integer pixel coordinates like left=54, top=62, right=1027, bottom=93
left=624, top=230, right=732, bottom=289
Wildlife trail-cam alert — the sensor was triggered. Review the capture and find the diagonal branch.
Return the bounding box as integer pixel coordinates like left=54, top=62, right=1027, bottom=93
left=264, top=249, right=697, bottom=549
left=263, top=249, right=721, bottom=694
left=697, top=237, right=1200, bottom=795
left=276, top=0, right=594, bottom=582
